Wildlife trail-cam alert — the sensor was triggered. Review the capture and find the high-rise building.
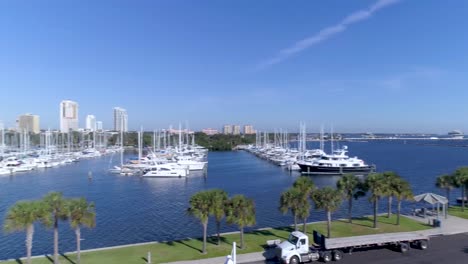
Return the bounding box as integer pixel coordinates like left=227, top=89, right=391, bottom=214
left=233, top=125, right=241, bottom=135
left=113, top=107, right=128, bottom=132
left=96, top=121, right=103, bottom=131
left=223, top=124, right=232, bottom=135
left=85, top=115, right=96, bottom=131
left=60, top=100, right=79, bottom=132
left=17, top=114, right=40, bottom=133
left=243, top=125, right=255, bottom=135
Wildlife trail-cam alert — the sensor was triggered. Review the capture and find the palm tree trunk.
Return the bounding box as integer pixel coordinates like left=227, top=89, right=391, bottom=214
left=54, top=217, right=59, bottom=264
left=387, top=196, right=392, bottom=218
left=76, top=228, right=81, bottom=264
left=240, top=226, right=244, bottom=249
left=202, top=221, right=207, bottom=254
left=26, top=224, right=34, bottom=264
left=462, top=187, right=465, bottom=212
left=294, top=214, right=297, bottom=231
left=348, top=197, right=353, bottom=223
left=303, top=218, right=307, bottom=233
left=373, top=199, right=378, bottom=229
left=216, top=221, right=221, bottom=246
left=327, top=210, right=331, bottom=238
left=397, top=200, right=401, bottom=226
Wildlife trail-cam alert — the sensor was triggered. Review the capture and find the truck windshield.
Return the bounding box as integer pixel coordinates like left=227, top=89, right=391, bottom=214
left=288, top=234, right=299, bottom=245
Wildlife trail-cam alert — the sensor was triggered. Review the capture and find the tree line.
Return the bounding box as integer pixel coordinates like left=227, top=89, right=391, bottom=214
left=3, top=192, right=95, bottom=264
left=187, top=190, right=255, bottom=254
left=435, top=166, right=468, bottom=211
left=280, top=172, right=413, bottom=238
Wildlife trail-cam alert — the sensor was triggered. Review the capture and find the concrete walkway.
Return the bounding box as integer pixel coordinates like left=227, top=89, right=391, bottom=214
left=162, top=252, right=266, bottom=264
left=403, top=214, right=468, bottom=236
left=165, top=214, right=468, bottom=264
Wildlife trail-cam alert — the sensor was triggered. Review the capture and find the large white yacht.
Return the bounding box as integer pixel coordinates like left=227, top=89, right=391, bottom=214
left=175, top=156, right=207, bottom=171
left=448, top=130, right=464, bottom=139
left=297, top=146, right=374, bottom=175
left=142, top=164, right=188, bottom=178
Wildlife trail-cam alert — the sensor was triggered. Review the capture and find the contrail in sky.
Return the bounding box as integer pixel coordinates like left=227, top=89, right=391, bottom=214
left=257, top=0, right=401, bottom=69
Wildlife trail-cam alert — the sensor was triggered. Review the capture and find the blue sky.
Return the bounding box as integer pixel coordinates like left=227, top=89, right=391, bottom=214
left=1, top=0, right=467, bottom=133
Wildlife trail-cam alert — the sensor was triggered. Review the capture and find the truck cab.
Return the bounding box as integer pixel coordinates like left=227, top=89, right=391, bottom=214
left=275, top=231, right=320, bottom=264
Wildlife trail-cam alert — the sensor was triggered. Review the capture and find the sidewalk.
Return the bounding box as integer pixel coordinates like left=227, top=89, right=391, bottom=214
left=164, top=215, right=468, bottom=264
left=403, top=214, right=468, bottom=236
left=162, top=252, right=266, bottom=264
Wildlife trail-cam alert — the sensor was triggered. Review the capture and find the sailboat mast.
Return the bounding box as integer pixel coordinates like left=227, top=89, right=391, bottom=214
left=120, top=118, right=124, bottom=167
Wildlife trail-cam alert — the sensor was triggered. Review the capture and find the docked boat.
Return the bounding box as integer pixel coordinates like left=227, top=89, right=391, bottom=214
left=448, top=130, right=464, bottom=139
left=142, top=164, right=188, bottom=178
left=175, top=156, right=207, bottom=171
left=297, top=146, right=374, bottom=175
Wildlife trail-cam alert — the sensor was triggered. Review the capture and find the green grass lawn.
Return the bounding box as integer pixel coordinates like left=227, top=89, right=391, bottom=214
left=2, top=215, right=431, bottom=264
left=448, top=205, right=468, bottom=219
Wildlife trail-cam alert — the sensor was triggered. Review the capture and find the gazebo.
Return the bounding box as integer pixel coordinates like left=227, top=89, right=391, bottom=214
left=413, top=193, right=448, bottom=219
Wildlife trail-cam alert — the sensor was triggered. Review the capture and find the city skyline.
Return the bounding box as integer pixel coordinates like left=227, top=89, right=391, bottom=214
left=1, top=1, right=468, bottom=133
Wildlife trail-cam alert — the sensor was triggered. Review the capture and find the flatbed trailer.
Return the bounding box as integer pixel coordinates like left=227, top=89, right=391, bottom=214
left=275, top=230, right=430, bottom=263
left=313, top=230, right=430, bottom=253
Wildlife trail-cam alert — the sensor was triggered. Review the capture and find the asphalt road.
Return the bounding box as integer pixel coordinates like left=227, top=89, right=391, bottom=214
left=246, top=233, right=468, bottom=264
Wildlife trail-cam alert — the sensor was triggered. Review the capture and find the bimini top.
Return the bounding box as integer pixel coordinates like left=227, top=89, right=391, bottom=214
left=414, top=193, right=448, bottom=205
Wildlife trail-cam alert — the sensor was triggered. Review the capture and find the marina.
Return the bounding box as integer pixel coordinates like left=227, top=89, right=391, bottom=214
left=1, top=140, right=468, bottom=260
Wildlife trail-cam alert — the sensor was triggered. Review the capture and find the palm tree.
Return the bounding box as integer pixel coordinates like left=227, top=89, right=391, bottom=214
left=393, top=178, right=413, bottom=225
left=67, top=198, right=96, bottom=264
left=187, top=190, right=212, bottom=254
left=293, top=177, right=315, bottom=232
left=43, top=192, right=69, bottom=264
left=209, top=189, right=228, bottom=245
left=226, top=195, right=256, bottom=249
left=453, top=167, right=468, bottom=212
left=312, top=187, right=342, bottom=238
left=279, top=187, right=303, bottom=231
left=4, top=201, right=48, bottom=264
left=435, top=174, right=454, bottom=206
left=336, top=174, right=366, bottom=223
left=382, top=171, right=400, bottom=218
left=365, top=173, right=386, bottom=228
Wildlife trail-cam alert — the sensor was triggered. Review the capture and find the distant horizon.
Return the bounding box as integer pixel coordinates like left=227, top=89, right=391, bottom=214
left=1, top=1, right=468, bottom=133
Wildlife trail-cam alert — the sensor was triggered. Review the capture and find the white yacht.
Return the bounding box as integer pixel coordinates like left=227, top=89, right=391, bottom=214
left=175, top=156, right=207, bottom=171
left=297, top=146, right=374, bottom=175
left=448, top=130, right=464, bottom=139
left=142, top=164, right=188, bottom=178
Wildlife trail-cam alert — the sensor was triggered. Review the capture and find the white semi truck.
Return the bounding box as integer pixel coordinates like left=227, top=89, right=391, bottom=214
left=274, top=230, right=429, bottom=263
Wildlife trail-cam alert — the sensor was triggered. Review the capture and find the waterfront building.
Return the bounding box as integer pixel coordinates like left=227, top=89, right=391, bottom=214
left=60, top=100, right=79, bottom=132
left=223, top=125, right=232, bottom=135
left=202, top=128, right=219, bottom=135
left=243, top=125, right=255, bottom=135
left=96, top=121, right=103, bottom=131
left=17, top=114, right=40, bottom=133
left=86, top=115, right=96, bottom=131
left=233, top=125, right=241, bottom=135
left=113, top=107, right=128, bottom=132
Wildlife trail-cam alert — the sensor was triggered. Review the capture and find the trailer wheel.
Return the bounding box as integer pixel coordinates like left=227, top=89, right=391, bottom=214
left=418, top=240, right=428, bottom=250
left=400, top=242, right=410, bottom=253
left=321, top=251, right=332, bottom=262
left=289, top=256, right=299, bottom=264
left=333, top=250, right=343, bottom=261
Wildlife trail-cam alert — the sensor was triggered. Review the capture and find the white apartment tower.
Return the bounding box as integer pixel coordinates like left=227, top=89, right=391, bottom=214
left=86, top=115, right=96, bottom=131
left=18, top=114, right=40, bottom=133
left=233, top=125, right=241, bottom=135
left=96, top=121, right=103, bottom=131
left=223, top=124, right=232, bottom=135
left=60, top=100, right=79, bottom=132
left=113, top=107, right=128, bottom=132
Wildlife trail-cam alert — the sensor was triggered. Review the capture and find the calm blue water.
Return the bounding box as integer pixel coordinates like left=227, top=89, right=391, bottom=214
left=0, top=140, right=467, bottom=260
